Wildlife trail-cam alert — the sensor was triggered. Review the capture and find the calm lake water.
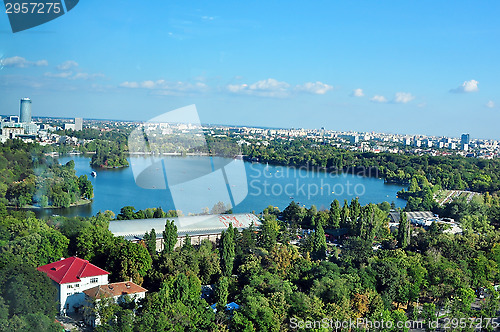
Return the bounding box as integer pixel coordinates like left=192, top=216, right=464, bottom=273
left=41, top=155, right=406, bottom=218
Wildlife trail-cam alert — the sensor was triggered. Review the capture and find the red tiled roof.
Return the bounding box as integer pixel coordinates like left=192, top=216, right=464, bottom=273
left=37, top=257, right=109, bottom=284
left=83, top=281, right=147, bottom=300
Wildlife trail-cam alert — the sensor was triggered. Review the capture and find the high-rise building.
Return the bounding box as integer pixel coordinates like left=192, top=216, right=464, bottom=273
left=461, top=133, right=470, bottom=145
left=74, top=117, right=83, bottom=131
left=20, top=98, right=32, bottom=123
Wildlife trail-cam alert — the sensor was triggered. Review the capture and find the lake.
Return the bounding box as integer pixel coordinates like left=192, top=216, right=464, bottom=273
left=40, top=155, right=406, bottom=218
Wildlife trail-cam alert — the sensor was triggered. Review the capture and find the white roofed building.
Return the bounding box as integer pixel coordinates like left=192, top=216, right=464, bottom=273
left=108, top=213, right=260, bottom=251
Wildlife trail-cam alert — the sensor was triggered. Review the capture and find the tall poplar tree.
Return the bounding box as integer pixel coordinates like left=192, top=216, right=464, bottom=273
left=311, top=221, right=327, bottom=261
left=220, top=224, right=235, bottom=276
left=397, top=212, right=410, bottom=249
left=163, top=219, right=177, bottom=253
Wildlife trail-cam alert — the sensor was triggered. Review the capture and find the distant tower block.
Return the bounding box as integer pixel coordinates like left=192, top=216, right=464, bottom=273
left=75, top=117, right=83, bottom=131
left=20, top=98, right=32, bottom=123
left=461, top=133, right=470, bottom=145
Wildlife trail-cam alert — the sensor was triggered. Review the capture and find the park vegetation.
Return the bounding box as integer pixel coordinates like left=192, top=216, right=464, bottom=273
left=0, top=140, right=93, bottom=209
left=56, top=128, right=130, bottom=168
left=2, top=135, right=500, bottom=330
left=1, top=192, right=500, bottom=331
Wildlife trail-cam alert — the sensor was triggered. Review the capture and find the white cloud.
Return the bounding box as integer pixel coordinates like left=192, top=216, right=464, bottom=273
left=295, top=81, right=333, bottom=95
left=486, top=100, right=495, bottom=108
left=56, top=60, right=79, bottom=71
left=119, top=79, right=208, bottom=95
left=370, top=95, right=387, bottom=103
left=120, top=81, right=139, bottom=88
left=450, top=79, right=479, bottom=93
left=140, top=80, right=157, bottom=89
left=227, top=78, right=333, bottom=97
left=351, top=88, right=364, bottom=97
left=44, top=71, right=104, bottom=80
left=226, top=83, right=247, bottom=93
left=44, top=71, right=73, bottom=78
left=1, top=56, right=48, bottom=68
left=250, top=78, right=289, bottom=91
left=227, top=78, right=290, bottom=97
left=393, top=92, right=415, bottom=104
left=71, top=72, right=105, bottom=80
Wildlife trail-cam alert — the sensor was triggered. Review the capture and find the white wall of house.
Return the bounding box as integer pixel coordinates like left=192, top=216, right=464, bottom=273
left=85, top=291, right=147, bottom=327
left=116, top=291, right=146, bottom=304
left=59, top=274, right=109, bottom=314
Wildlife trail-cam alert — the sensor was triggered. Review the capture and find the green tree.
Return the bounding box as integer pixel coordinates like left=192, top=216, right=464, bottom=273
left=397, top=212, right=410, bottom=249
left=259, top=214, right=279, bottom=251
left=340, top=199, right=350, bottom=228
left=215, top=276, right=229, bottom=313
left=409, top=177, right=420, bottom=192
left=144, top=228, right=157, bottom=257
left=162, top=219, right=177, bottom=253
left=311, top=221, right=327, bottom=261
left=220, top=224, right=235, bottom=277
left=106, top=238, right=152, bottom=285
left=78, top=174, right=93, bottom=199
left=153, top=207, right=166, bottom=218
left=182, top=234, right=193, bottom=251
left=0, top=261, right=58, bottom=318
left=117, top=206, right=136, bottom=220
left=329, top=199, right=341, bottom=228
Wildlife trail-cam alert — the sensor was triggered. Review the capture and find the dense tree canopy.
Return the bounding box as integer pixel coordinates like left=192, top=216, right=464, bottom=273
left=0, top=140, right=94, bottom=208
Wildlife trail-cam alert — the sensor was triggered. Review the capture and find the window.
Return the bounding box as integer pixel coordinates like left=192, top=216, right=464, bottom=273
left=75, top=284, right=80, bottom=288
left=67, top=285, right=73, bottom=289
left=90, top=277, right=98, bottom=283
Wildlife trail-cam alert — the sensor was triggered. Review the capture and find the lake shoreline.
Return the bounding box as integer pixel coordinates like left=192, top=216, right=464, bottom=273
left=52, top=155, right=407, bottom=218
left=8, top=198, right=92, bottom=211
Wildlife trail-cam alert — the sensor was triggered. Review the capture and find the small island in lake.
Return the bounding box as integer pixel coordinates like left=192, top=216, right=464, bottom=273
left=89, top=139, right=130, bottom=168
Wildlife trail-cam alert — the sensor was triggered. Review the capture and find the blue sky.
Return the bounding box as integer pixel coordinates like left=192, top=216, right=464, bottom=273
left=0, top=1, right=499, bottom=139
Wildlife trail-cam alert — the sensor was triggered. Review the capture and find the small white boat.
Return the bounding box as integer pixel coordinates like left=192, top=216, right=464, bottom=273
left=91, top=171, right=97, bottom=177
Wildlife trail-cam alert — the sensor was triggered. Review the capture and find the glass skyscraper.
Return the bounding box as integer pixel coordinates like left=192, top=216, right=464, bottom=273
left=20, top=98, right=32, bottom=123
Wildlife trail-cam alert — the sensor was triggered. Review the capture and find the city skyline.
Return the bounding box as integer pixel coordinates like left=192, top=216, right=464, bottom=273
left=1, top=1, right=499, bottom=139
left=0, top=104, right=490, bottom=143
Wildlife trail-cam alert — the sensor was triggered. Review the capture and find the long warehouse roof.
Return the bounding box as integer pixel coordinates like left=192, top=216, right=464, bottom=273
left=109, top=213, right=260, bottom=240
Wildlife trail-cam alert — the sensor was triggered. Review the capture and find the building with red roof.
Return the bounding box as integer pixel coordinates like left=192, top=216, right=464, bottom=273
left=37, top=257, right=110, bottom=314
